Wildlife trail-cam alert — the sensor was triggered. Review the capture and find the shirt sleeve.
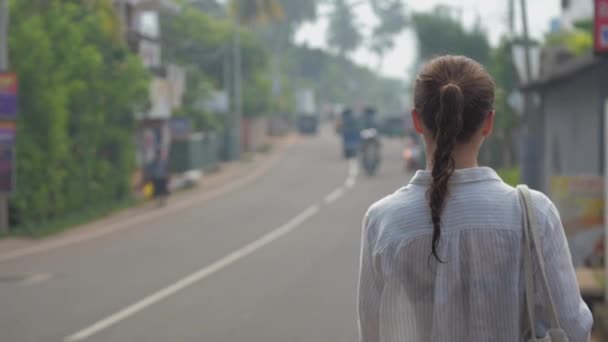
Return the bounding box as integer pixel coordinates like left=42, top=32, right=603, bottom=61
left=358, top=213, right=383, bottom=342
left=533, top=195, right=593, bottom=342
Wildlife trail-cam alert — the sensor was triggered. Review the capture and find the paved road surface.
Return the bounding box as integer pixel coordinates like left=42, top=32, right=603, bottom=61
left=0, top=126, right=411, bottom=342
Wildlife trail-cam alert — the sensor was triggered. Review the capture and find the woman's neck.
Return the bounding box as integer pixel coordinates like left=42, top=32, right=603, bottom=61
left=425, top=145, right=480, bottom=170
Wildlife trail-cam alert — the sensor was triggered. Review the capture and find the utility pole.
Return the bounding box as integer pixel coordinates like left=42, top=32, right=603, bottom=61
left=230, top=14, right=242, bottom=160
left=604, top=99, right=608, bottom=303
left=0, top=0, right=9, bottom=232
left=519, top=0, right=539, bottom=190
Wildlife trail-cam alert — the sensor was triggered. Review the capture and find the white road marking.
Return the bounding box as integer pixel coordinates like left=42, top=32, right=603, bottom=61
left=324, top=187, right=345, bottom=204
left=21, top=273, right=52, bottom=286
left=344, top=159, right=358, bottom=189
left=65, top=204, right=321, bottom=342
left=348, top=159, right=358, bottom=178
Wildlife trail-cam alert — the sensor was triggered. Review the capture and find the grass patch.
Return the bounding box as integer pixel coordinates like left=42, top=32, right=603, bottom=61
left=497, top=167, right=521, bottom=187
left=3, top=198, right=139, bottom=239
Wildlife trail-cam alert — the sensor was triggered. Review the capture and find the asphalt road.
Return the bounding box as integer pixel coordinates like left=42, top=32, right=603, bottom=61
left=0, top=125, right=412, bottom=342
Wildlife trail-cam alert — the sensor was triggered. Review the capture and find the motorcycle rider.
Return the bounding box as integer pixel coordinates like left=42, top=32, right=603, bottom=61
left=359, top=106, right=381, bottom=175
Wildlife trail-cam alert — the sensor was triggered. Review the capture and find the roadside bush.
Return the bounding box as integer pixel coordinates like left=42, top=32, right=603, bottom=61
left=8, top=1, right=149, bottom=228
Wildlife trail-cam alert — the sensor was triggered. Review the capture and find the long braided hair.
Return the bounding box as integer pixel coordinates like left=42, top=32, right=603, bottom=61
left=413, top=56, right=495, bottom=262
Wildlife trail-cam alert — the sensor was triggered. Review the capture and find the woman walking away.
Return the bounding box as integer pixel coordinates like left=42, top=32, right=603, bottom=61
left=358, top=55, right=592, bottom=342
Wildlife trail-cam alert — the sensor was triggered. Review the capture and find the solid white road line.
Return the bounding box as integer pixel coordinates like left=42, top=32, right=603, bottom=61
left=65, top=204, right=321, bottom=342
left=21, top=273, right=52, bottom=286
left=324, top=187, right=345, bottom=204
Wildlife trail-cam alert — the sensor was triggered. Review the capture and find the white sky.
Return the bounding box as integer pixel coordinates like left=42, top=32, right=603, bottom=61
left=294, top=0, right=562, bottom=79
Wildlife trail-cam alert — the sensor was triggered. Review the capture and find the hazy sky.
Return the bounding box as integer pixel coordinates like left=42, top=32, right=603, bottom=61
left=295, top=0, right=562, bottom=78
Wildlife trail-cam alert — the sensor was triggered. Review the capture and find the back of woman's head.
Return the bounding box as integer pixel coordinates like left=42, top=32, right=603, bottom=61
left=413, top=55, right=495, bottom=262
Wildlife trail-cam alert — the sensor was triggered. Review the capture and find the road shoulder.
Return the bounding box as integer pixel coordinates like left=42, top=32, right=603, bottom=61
left=0, top=135, right=297, bottom=262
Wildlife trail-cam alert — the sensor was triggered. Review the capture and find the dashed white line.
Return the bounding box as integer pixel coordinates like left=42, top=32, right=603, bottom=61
left=324, top=187, right=345, bottom=204
left=345, top=159, right=359, bottom=189
left=348, top=159, right=358, bottom=178
left=65, top=204, right=320, bottom=342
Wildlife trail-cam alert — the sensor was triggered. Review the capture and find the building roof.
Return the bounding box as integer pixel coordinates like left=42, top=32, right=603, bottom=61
left=521, top=53, right=607, bottom=91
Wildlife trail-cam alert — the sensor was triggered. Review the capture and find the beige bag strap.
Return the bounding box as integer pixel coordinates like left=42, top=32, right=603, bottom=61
left=517, top=185, right=562, bottom=333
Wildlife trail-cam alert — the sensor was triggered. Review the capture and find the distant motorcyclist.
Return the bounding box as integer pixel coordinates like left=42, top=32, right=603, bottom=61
left=341, top=107, right=360, bottom=158
left=362, top=106, right=378, bottom=130
left=359, top=106, right=381, bottom=175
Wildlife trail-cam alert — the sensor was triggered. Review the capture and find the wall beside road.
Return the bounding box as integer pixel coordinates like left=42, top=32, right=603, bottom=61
left=242, top=117, right=269, bottom=152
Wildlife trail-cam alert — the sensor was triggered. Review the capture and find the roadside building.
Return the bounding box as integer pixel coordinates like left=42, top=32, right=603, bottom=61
left=522, top=49, right=608, bottom=333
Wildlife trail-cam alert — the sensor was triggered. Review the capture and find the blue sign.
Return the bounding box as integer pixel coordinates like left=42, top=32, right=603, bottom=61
left=0, top=73, right=18, bottom=120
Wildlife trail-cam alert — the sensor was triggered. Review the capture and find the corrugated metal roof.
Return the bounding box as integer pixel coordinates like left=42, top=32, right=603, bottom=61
left=521, top=53, right=606, bottom=91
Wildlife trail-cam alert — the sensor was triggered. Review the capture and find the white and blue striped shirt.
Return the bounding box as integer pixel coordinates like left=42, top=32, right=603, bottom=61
left=359, top=167, right=593, bottom=342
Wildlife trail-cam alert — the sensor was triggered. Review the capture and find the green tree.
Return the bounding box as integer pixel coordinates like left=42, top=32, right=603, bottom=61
left=411, top=6, right=490, bottom=65
left=163, top=5, right=272, bottom=123
left=9, top=1, right=149, bottom=226
left=369, top=0, right=408, bottom=69
left=327, top=0, right=362, bottom=59
left=488, top=37, right=520, bottom=167
left=545, top=29, right=593, bottom=56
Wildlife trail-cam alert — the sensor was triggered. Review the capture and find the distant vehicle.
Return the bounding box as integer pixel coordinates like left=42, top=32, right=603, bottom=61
left=295, top=88, right=318, bottom=135
left=360, top=128, right=381, bottom=176
left=380, top=115, right=407, bottom=137
left=402, top=134, right=424, bottom=172
left=297, top=115, right=319, bottom=135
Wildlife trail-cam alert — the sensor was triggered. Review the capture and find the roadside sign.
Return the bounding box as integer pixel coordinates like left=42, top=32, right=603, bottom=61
left=0, top=122, right=16, bottom=143
left=551, top=175, right=605, bottom=267
left=0, top=73, right=18, bottom=120
left=595, top=0, right=608, bottom=55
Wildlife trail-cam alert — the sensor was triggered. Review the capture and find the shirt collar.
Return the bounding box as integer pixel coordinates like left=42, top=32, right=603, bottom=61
left=410, top=166, right=503, bottom=186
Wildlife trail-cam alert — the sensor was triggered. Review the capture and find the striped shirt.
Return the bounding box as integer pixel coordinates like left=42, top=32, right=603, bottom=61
left=358, top=167, right=593, bottom=342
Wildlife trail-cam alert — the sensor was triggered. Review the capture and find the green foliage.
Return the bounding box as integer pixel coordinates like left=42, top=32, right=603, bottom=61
left=497, top=167, right=520, bottom=187
left=8, top=1, right=149, bottom=227
left=162, top=6, right=232, bottom=87
left=163, top=6, right=272, bottom=120
left=573, top=19, right=594, bottom=36
left=411, top=6, right=490, bottom=65
left=490, top=38, right=519, bottom=132
left=280, top=0, right=317, bottom=26
left=229, top=0, right=284, bottom=25
left=327, top=0, right=363, bottom=58
left=286, top=45, right=405, bottom=112
left=243, top=69, right=272, bottom=117
left=173, top=68, right=222, bottom=131
left=369, top=0, right=408, bottom=65
left=546, top=29, right=593, bottom=56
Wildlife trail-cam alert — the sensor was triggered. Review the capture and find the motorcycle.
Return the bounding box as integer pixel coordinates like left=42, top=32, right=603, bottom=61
left=360, top=128, right=381, bottom=176
left=402, top=136, right=424, bottom=172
